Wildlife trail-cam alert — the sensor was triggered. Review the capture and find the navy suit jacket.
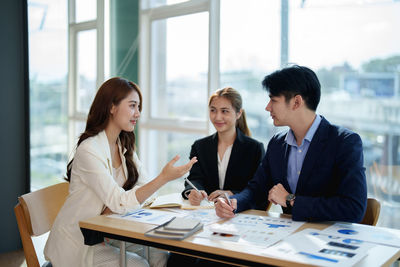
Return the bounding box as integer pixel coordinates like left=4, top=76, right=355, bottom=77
left=234, top=117, right=367, bottom=222
left=182, top=128, right=265, bottom=208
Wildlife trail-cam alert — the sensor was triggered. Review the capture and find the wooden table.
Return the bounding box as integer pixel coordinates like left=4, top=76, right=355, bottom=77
left=79, top=210, right=400, bottom=267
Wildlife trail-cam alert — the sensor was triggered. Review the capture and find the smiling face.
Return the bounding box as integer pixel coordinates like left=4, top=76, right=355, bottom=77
left=109, top=90, right=141, bottom=132
left=265, top=94, right=293, bottom=127
left=209, top=96, right=241, bottom=134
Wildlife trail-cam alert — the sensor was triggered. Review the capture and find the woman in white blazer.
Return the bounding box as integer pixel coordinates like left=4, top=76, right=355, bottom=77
left=44, top=77, right=197, bottom=267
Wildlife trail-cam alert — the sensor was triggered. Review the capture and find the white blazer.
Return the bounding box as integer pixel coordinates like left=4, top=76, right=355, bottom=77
left=44, top=130, right=152, bottom=267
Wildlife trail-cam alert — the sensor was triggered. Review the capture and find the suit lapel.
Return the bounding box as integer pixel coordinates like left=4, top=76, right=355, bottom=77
left=224, top=128, right=242, bottom=189
left=281, top=139, right=291, bottom=192
left=208, top=133, right=220, bottom=189
left=295, top=117, right=329, bottom=193
left=99, top=131, right=113, bottom=176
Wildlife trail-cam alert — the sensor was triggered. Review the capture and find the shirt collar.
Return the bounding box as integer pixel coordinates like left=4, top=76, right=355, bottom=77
left=285, top=114, right=322, bottom=147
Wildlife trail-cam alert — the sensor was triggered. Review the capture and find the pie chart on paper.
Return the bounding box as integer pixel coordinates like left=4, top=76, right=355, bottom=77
left=338, top=229, right=358, bottom=235
left=343, top=238, right=363, bottom=244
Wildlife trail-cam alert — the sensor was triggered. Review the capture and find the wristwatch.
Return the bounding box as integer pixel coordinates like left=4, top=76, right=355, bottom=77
left=286, top=194, right=296, bottom=208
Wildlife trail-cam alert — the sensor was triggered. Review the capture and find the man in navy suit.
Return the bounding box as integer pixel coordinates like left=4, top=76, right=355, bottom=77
left=215, top=65, right=367, bottom=222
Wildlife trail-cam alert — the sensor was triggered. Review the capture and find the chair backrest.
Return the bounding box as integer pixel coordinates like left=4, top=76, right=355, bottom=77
left=360, top=198, right=381, bottom=226
left=14, top=182, right=69, bottom=267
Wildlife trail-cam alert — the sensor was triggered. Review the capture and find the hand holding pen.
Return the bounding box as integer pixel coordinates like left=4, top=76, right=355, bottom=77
left=208, top=190, right=233, bottom=202
left=184, top=177, right=209, bottom=206
left=215, top=193, right=237, bottom=219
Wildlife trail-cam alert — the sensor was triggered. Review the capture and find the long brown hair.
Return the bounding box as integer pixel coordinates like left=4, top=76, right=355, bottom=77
left=208, top=87, right=251, bottom=136
left=65, top=77, right=143, bottom=191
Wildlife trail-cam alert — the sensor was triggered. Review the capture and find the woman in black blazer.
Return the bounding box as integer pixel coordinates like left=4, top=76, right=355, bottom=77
left=182, top=87, right=265, bottom=206
left=169, top=87, right=266, bottom=267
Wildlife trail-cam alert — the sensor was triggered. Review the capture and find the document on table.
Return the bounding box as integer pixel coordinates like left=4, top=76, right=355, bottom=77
left=107, top=208, right=184, bottom=225
left=263, top=229, right=374, bottom=266
left=180, top=208, right=223, bottom=225
left=196, top=213, right=304, bottom=247
left=320, top=222, right=400, bottom=247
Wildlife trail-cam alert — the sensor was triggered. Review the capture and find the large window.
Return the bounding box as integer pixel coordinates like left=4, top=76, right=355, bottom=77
left=29, top=0, right=400, bottom=229
left=28, top=0, right=107, bottom=190
left=139, top=0, right=218, bottom=193
left=287, top=0, right=400, bottom=229
left=141, top=0, right=400, bottom=229
left=28, top=0, right=68, bottom=190
left=219, top=0, right=282, bottom=143
left=150, top=12, right=209, bottom=120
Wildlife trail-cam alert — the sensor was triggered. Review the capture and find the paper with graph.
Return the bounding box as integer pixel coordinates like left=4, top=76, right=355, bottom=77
left=263, top=229, right=374, bottom=266
left=196, top=213, right=304, bottom=247
left=321, top=222, right=400, bottom=247
left=107, top=208, right=183, bottom=225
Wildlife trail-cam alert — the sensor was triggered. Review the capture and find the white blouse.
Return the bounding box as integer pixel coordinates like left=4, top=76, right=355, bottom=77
left=217, top=144, right=233, bottom=189
left=113, top=164, right=125, bottom=187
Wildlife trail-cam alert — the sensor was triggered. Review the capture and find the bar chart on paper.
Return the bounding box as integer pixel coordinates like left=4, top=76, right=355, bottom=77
left=262, top=229, right=374, bottom=266
left=197, top=213, right=304, bottom=247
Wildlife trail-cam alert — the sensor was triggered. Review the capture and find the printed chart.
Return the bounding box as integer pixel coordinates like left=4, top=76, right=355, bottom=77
left=108, top=208, right=182, bottom=225
left=197, top=214, right=304, bottom=247
left=263, top=229, right=374, bottom=266
left=181, top=208, right=222, bottom=225
left=321, top=222, right=400, bottom=247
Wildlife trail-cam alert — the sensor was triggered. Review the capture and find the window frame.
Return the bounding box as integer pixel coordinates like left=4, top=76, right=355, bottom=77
left=67, top=0, right=106, bottom=152
left=138, top=0, right=220, bottom=162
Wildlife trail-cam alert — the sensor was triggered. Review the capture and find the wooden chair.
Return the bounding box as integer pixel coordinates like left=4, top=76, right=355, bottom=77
left=14, top=182, right=69, bottom=267
left=360, top=198, right=381, bottom=226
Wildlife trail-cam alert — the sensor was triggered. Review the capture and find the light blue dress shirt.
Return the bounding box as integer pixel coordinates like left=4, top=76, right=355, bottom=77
left=285, top=115, right=322, bottom=193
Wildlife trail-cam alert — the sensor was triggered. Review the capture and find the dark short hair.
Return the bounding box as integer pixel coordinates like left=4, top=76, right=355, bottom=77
left=261, top=65, right=321, bottom=111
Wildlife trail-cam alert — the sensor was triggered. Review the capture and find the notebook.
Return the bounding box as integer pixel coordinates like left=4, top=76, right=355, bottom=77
left=148, top=193, right=214, bottom=209
left=164, top=217, right=201, bottom=230
left=145, top=217, right=203, bottom=240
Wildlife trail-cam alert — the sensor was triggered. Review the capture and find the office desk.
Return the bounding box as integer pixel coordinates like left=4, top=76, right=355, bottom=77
left=79, top=210, right=400, bottom=267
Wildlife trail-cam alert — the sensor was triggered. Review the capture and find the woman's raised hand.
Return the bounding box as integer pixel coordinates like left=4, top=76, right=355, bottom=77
left=160, top=155, right=197, bottom=182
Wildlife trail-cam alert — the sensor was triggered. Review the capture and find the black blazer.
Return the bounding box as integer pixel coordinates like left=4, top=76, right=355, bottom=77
left=182, top=128, right=265, bottom=201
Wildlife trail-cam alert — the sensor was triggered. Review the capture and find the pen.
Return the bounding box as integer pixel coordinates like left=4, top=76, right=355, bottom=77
left=223, top=192, right=232, bottom=206
left=184, top=177, right=200, bottom=192
left=223, top=192, right=236, bottom=214
left=184, top=177, right=211, bottom=203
